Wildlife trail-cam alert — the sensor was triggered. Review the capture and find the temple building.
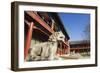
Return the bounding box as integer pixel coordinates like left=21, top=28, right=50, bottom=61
left=24, top=11, right=70, bottom=59
left=70, top=40, right=90, bottom=55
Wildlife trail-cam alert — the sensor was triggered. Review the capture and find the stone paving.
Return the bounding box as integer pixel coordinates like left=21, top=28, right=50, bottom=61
left=57, top=53, right=90, bottom=60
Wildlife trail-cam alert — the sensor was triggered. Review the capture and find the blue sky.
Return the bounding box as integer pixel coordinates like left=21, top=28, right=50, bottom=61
left=58, top=13, right=90, bottom=41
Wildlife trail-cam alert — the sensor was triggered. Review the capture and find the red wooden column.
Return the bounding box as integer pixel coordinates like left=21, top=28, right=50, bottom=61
left=67, top=41, right=70, bottom=54
left=60, top=42, right=62, bottom=55
left=51, top=19, right=54, bottom=31
left=64, top=38, right=68, bottom=54
left=63, top=44, right=65, bottom=54
left=64, top=45, right=67, bottom=54
left=61, top=42, right=63, bottom=55
left=24, top=22, right=34, bottom=60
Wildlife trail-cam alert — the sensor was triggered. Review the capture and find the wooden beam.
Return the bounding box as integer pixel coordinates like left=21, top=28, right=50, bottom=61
left=24, top=22, right=34, bottom=60
left=34, top=27, right=50, bottom=36
left=71, top=47, right=90, bottom=50
left=25, top=20, right=50, bottom=36
left=26, top=11, right=54, bottom=33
